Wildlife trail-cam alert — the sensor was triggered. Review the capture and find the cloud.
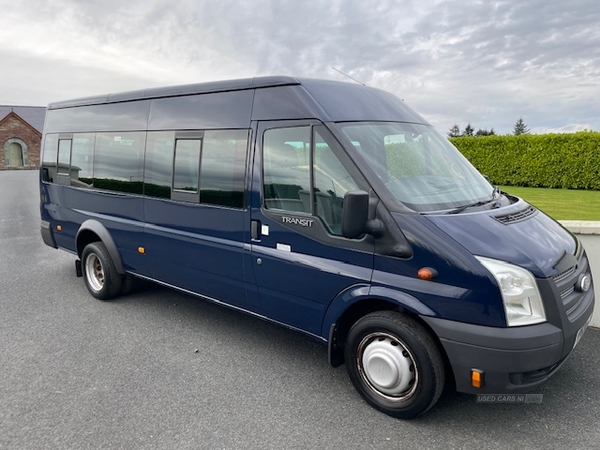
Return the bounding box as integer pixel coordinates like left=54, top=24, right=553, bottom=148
left=0, top=0, right=598, bottom=133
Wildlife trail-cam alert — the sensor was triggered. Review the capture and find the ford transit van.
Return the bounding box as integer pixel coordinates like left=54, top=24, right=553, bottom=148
left=40, top=76, right=595, bottom=418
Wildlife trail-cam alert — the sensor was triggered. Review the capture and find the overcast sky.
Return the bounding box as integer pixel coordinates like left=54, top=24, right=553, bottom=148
left=1, top=0, right=598, bottom=134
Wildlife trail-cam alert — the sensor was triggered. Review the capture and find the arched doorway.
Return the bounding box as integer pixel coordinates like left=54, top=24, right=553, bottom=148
left=8, top=142, right=24, bottom=167
left=3, top=138, right=29, bottom=167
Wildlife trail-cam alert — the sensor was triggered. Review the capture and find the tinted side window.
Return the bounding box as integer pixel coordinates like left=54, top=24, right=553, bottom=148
left=41, top=134, right=58, bottom=182
left=200, top=130, right=248, bottom=208
left=94, top=132, right=145, bottom=194
left=70, top=134, right=94, bottom=188
left=173, top=139, right=201, bottom=192
left=57, top=139, right=72, bottom=174
left=144, top=131, right=174, bottom=199
left=263, top=127, right=311, bottom=214
left=55, top=138, right=73, bottom=185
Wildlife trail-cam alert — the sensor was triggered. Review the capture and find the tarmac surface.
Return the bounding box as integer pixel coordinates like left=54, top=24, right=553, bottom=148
left=1, top=170, right=598, bottom=450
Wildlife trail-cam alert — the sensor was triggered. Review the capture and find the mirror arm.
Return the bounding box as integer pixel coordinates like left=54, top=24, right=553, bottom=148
left=365, top=219, right=384, bottom=238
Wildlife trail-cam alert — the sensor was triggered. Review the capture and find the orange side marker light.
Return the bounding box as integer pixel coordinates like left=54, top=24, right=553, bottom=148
left=418, top=267, right=437, bottom=280
left=472, top=369, right=484, bottom=388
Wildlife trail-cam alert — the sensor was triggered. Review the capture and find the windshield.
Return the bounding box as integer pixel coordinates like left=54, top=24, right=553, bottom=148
left=338, top=122, right=493, bottom=213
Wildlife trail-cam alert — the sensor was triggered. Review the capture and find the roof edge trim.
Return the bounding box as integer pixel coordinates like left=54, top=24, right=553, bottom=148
left=48, top=76, right=301, bottom=110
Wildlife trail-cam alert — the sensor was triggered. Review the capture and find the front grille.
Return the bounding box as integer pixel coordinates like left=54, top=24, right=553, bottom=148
left=560, top=286, right=575, bottom=300
left=553, top=266, right=577, bottom=285
left=494, top=206, right=538, bottom=225
left=552, top=253, right=591, bottom=321
left=566, top=296, right=584, bottom=316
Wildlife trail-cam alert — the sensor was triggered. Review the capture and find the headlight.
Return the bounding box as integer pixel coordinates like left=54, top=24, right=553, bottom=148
left=475, top=256, right=546, bottom=327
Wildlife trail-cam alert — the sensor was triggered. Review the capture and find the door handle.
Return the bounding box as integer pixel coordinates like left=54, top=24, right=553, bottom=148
left=251, top=219, right=261, bottom=241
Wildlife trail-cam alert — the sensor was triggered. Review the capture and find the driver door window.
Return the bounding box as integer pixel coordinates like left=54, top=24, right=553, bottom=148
left=263, top=125, right=360, bottom=235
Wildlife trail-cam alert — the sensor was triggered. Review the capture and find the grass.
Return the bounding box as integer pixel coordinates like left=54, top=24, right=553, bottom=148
left=499, top=186, right=600, bottom=221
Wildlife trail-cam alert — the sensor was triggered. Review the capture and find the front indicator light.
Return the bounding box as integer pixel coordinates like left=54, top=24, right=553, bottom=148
left=418, top=267, right=438, bottom=280
left=472, top=369, right=484, bottom=388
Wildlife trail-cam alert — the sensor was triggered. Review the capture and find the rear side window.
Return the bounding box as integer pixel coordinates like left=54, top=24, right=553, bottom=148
left=94, top=132, right=145, bottom=194
left=200, top=129, right=248, bottom=208
left=41, top=134, right=58, bottom=183
left=44, top=126, right=249, bottom=207
left=173, top=139, right=201, bottom=192
left=70, top=134, right=94, bottom=188
left=144, top=129, right=249, bottom=207
left=41, top=133, right=94, bottom=186
left=57, top=139, right=72, bottom=174
left=144, top=132, right=173, bottom=198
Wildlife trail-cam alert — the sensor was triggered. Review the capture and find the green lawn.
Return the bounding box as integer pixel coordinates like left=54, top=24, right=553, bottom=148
left=499, top=186, right=600, bottom=221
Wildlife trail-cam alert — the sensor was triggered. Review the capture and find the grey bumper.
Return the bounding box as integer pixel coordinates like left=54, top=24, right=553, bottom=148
left=422, top=312, right=591, bottom=394
left=40, top=220, right=57, bottom=248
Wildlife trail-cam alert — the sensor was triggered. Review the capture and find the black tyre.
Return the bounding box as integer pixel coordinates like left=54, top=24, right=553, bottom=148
left=344, top=310, right=445, bottom=419
left=120, top=274, right=141, bottom=296
left=81, top=242, right=122, bottom=300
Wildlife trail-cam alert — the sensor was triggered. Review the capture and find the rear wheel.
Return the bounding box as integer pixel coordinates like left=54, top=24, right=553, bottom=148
left=344, top=310, right=445, bottom=419
left=81, top=242, right=122, bottom=300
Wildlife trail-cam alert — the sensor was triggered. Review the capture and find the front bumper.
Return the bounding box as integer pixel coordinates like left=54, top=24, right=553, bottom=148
left=423, top=295, right=594, bottom=394
left=423, top=246, right=595, bottom=395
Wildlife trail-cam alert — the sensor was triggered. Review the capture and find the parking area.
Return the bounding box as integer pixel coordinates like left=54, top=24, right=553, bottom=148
left=1, top=170, right=598, bottom=450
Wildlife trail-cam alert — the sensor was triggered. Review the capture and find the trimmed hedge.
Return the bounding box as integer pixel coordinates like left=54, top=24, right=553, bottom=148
left=450, top=132, right=600, bottom=190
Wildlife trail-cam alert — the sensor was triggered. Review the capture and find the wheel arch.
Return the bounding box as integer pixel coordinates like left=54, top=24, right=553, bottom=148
left=324, top=285, right=444, bottom=368
left=76, top=219, right=125, bottom=274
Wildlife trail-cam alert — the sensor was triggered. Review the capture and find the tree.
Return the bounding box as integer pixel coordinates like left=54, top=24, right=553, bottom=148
left=463, top=123, right=474, bottom=137
left=448, top=124, right=461, bottom=138
left=513, top=118, right=530, bottom=135
left=476, top=128, right=496, bottom=136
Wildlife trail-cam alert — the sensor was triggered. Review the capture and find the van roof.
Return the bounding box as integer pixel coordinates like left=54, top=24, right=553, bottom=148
left=46, top=76, right=429, bottom=127
left=47, top=76, right=302, bottom=109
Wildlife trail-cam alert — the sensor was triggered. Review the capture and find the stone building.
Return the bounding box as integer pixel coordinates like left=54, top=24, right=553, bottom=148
left=0, top=106, right=46, bottom=168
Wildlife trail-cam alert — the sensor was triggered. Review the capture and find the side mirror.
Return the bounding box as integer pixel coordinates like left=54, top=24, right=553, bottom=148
left=342, top=190, right=369, bottom=239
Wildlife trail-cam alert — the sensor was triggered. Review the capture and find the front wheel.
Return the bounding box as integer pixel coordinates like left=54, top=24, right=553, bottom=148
left=81, top=242, right=122, bottom=300
left=344, top=310, right=445, bottom=419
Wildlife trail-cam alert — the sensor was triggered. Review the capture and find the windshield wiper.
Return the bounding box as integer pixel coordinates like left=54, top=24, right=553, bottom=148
left=445, top=199, right=494, bottom=214
left=445, top=186, right=501, bottom=215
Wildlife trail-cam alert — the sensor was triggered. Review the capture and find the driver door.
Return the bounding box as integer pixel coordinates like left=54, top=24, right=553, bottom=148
left=248, top=121, right=375, bottom=337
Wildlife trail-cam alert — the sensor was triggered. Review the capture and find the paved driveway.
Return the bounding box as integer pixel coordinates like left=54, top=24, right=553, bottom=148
left=1, top=170, right=598, bottom=450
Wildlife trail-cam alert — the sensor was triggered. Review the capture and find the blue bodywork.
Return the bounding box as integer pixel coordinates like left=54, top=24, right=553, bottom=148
left=40, top=76, right=595, bottom=394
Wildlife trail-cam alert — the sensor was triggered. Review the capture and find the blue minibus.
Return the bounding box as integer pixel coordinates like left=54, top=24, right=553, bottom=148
left=40, top=76, right=595, bottom=418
